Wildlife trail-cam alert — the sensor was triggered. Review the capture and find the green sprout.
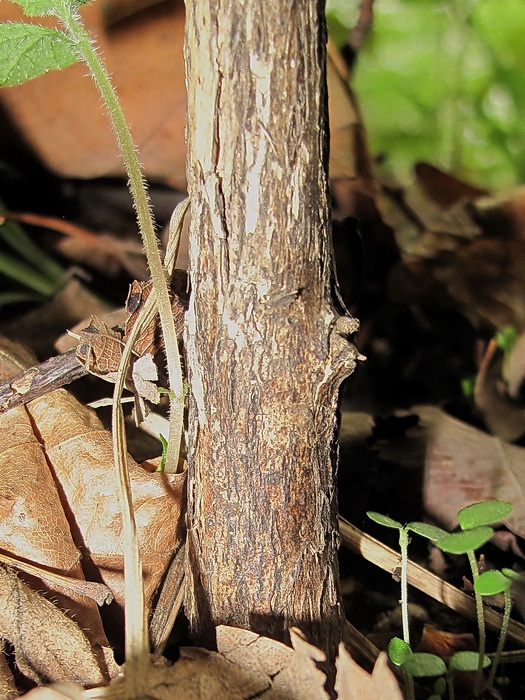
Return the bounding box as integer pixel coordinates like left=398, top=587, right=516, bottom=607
left=474, top=567, right=520, bottom=689
left=367, top=512, right=447, bottom=700
left=435, top=500, right=512, bottom=697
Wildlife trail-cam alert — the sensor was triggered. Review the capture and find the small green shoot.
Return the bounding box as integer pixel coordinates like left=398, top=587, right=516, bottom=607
left=435, top=500, right=512, bottom=697
left=474, top=567, right=520, bottom=688
left=460, top=375, right=477, bottom=398
left=494, top=326, right=518, bottom=355
left=157, top=433, right=168, bottom=473
left=447, top=651, right=491, bottom=700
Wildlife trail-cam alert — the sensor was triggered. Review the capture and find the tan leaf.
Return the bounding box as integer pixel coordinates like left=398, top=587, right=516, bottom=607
left=0, top=640, right=16, bottom=699
left=335, top=647, right=403, bottom=700
left=417, top=405, right=525, bottom=538
left=0, top=567, right=104, bottom=686
left=19, top=685, right=85, bottom=700
left=26, top=389, right=185, bottom=610
left=0, top=340, right=113, bottom=675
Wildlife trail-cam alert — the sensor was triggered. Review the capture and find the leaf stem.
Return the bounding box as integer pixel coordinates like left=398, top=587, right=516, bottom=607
left=55, top=4, right=185, bottom=473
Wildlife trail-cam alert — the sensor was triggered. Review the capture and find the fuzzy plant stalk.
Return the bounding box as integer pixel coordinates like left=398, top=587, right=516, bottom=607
left=487, top=583, right=511, bottom=688
left=467, top=549, right=487, bottom=694
left=52, top=2, right=185, bottom=475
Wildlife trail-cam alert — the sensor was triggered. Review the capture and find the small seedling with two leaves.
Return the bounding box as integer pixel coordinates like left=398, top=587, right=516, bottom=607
left=367, top=499, right=515, bottom=698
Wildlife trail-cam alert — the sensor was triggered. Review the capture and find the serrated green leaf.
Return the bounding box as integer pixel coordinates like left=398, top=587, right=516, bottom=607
left=457, top=500, right=513, bottom=529
left=402, top=652, right=446, bottom=678
left=10, top=0, right=58, bottom=17
left=437, top=526, right=493, bottom=554
left=474, top=569, right=510, bottom=596
left=366, top=511, right=403, bottom=530
left=0, top=23, right=78, bottom=86
left=408, top=522, right=448, bottom=541
left=10, top=0, right=91, bottom=17
left=449, top=650, right=491, bottom=672
left=388, top=637, right=412, bottom=666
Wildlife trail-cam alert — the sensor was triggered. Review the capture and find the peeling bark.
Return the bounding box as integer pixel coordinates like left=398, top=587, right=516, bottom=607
left=183, top=0, right=360, bottom=659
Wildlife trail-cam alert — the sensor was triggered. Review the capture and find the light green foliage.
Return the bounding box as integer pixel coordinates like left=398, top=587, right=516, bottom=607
left=0, top=23, right=78, bottom=85
left=402, top=652, right=447, bottom=678
left=366, top=511, right=403, bottom=529
left=457, top=500, right=512, bottom=530
left=9, top=0, right=82, bottom=17
left=388, top=636, right=412, bottom=666
left=449, top=651, right=490, bottom=672
left=327, top=0, right=525, bottom=190
left=407, top=522, right=447, bottom=541
left=437, top=525, right=493, bottom=554
left=474, top=569, right=510, bottom=596
left=495, top=326, right=518, bottom=355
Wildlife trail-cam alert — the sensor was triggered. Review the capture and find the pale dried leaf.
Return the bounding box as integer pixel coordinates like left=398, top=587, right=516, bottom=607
left=0, top=640, right=16, bottom=699
left=26, top=389, right=185, bottom=608
left=217, top=626, right=328, bottom=700
left=0, top=567, right=104, bottom=686
left=335, top=647, right=402, bottom=700
left=473, top=338, right=525, bottom=442
left=418, top=406, right=525, bottom=537
left=0, top=341, right=112, bottom=665
left=270, top=628, right=327, bottom=700
left=216, top=625, right=291, bottom=678
left=20, top=683, right=86, bottom=699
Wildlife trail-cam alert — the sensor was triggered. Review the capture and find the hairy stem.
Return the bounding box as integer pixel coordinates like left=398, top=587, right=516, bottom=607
left=56, top=5, right=185, bottom=473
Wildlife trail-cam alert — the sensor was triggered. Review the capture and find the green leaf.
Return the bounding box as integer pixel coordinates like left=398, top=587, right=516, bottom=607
left=474, top=569, right=510, bottom=596
left=433, top=676, right=447, bottom=696
left=9, top=0, right=92, bottom=17
left=388, top=637, right=413, bottom=666
left=495, top=325, right=517, bottom=354
left=502, top=567, right=521, bottom=581
left=457, top=500, right=513, bottom=529
left=366, top=511, right=403, bottom=530
left=449, top=650, right=491, bottom=672
left=437, top=526, right=493, bottom=554
left=402, top=652, right=447, bottom=678
left=0, top=23, right=78, bottom=86
left=408, top=522, right=448, bottom=541
left=157, top=433, right=168, bottom=473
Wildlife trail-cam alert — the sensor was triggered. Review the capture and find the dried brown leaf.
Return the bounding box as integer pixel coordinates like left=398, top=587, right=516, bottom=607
left=0, top=640, right=17, bottom=699
left=417, top=405, right=525, bottom=538
left=19, top=685, right=85, bottom=700
left=0, top=567, right=104, bottom=686
left=26, top=389, right=185, bottom=609
left=334, top=647, right=402, bottom=700
left=0, top=343, right=113, bottom=670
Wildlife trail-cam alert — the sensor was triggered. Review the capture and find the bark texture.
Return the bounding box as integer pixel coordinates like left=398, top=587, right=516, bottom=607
left=183, top=0, right=361, bottom=655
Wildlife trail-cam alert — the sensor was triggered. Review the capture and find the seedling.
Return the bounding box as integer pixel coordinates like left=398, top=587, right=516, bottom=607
left=447, top=650, right=491, bottom=700
left=474, top=567, right=520, bottom=688
left=435, top=499, right=513, bottom=696
left=388, top=636, right=446, bottom=700
left=367, top=513, right=447, bottom=700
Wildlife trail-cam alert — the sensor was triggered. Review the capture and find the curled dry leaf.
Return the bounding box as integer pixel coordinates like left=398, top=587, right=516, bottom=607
left=26, top=388, right=185, bottom=610
left=0, top=567, right=105, bottom=686
left=0, top=338, right=113, bottom=679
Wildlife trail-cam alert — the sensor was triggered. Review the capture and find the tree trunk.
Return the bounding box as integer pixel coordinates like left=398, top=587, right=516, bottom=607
left=183, top=0, right=361, bottom=658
